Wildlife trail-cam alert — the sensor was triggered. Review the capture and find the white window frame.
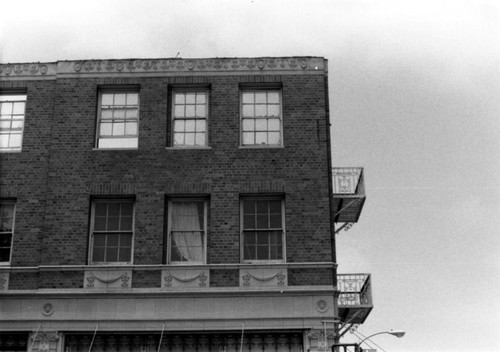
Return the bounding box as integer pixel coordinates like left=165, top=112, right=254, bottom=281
left=96, top=89, right=140, bottom=149
left=0, top=93, right=27, bottom=152
left=0, top=200, right=16, bottom=265
left=89, top=199, right=135, bottom=265
left=240, top=197, right=286, bottom=263
left=171, top=89, right=209, bottom=148
left=167, top=198, right=208, bottom=265
left=240, top=89, right=283, bottom=147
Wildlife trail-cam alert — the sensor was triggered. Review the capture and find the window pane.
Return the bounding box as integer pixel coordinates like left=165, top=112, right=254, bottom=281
left=243, top=200, right=256, bottom=215
left=268, top=105, right=280, bottom=117
left=255, top=105, right=266, bottom=117
left=174, top=120, right=185, bottom=132
left=125, top=109, right=138, bottom=119
left=256, top=246, right=268, bottom=260
left=100, top=123, right=112, bottom=136
left=185, top=93, right=196, bottom=104
left=13, top=102, right=25, bottom=114
left=120, top=233, right=133, bottom=247
left=175, top=93, right=185, bottom=104
left=0, top=121, right=10, bottom=129
left=0, top=233, right=12, bottom=247
left=92, top=247, right=105, bottom=262
left=242, top=92, right=254, bottom=104
left=101, top=110, right=113, bottom=119
left=120, top=202, right=133, bottom=216
left=94, top=216, right=107, bottom=231
left=195, top=133, right=206, bottom=146
left=256, top=232, right=269, bottom=245
left=174, top=133, right=184, bottom=145
left=242, top=105, right=254, bottom=117
left=196, top=104, right=206, bottom=117
left=93, top=234, right=106, bottom=246
left=185, top=105, right=195, bottom=117
left=196, top=92, right=206, bottom=103
left=101, top=94, right=114, bottom=106
left=113, top=109, right=126, bottom=119
left=255, top=92, right=266, bottom=103
left=243, top=214, right=255, bottom=229
left=125, top=122, right=137, bottom=136
left=268, top=92, right=279, bottom=104
left=107, top=234, right=119, bottom=246
left=184, top=133, right=195, bottom=145
left=0, top=135, right=9, bottom=148
left=270, top=214, right=282, bottom=228
left=106, top=247, right=118, bottom=262
left=255, top=132, right=267, bottom=145
left=242, top=132, right=254, bottom=145
left=196, top=120, right=206, bottom=132
left=126, top=93, right=138, bottom=105
left=242, top=119, right=255, bottom=131
left=119, top=247, right=131, bottom=262
left=255, top=119, right=267, bottom=131
left=256, top=215, right=268, bottom=229
left=11, top=120, right=23, bottom=129
left=174, top=105, right=185, bottom=117
left=0, top=102, right=12, bottom=115
left=120, top=216, right=133, bottom=230
left=114, top=93, right=126, bottom=106
left=0, top=247, right=11, bottom=262
left=268, top=118, right=280, bottom=131
left=9, top=134, right=22, bottom=148
left=268, top=132, right=280, bottom=144
left=185, top=120, right=195, bottom=132
left=113, top=123, right=125, bottom=136
left=269, top=200, right=281, bottom=213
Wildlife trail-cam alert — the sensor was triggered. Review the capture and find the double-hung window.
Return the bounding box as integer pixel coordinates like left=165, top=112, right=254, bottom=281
left=96, top=90, right=139, bottom=149
left=241, top=90, right=282, bottom=146
left=0, top=94, right=26, bottom=152
left=0, top=200, right=15, bottom=265
left=89, top=199, right=134, bottom=264
left=172, top=91, right=208, bottom=147
left=167, top=199, right=207, bottom=264
left=241, top=197, right=285, bottom=262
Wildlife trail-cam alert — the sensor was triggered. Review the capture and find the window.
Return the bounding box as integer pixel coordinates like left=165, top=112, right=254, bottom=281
left=96, top=91, right=139, bottom=149
left=89, top=200, right=134, bottom=264
left=241, top=198, right=285, bottom=262
left=241, top=90, right=282, bottom=146
left=167, top=199, right=207, bottom=264
left=0, top=94, right=26, bottom=152
left=172, top=91, right=208, bottom=147
left=0, top=201, right=15, bottom=265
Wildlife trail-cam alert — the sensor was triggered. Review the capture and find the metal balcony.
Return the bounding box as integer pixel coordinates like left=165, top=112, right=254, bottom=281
left=337, top=274, right=373, bottom=324
left=332, top=167, right=366, bottom=223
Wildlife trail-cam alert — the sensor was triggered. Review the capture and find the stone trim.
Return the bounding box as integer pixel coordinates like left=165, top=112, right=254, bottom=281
left=0, top=57, right=326, bottom=79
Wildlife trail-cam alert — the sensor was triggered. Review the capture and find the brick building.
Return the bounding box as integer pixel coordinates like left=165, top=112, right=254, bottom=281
left=0, top=57, right=371, bottom=352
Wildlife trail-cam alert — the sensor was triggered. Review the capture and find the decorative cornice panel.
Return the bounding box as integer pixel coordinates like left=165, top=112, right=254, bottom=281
left=1, top=57, right=326, bottom=79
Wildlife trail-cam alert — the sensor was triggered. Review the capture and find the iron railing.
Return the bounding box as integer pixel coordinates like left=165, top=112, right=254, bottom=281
left=332, top=168, right=364, bottom=195
left=337, top=273, right=372, bottom=306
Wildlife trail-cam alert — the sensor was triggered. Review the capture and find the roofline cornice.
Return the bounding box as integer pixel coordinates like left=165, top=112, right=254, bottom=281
left=0, top=57, right=327, bottom=80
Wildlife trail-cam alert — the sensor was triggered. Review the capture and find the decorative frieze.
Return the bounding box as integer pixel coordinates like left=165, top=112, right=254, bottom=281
left=0, top=57, right=325, bottom=79
left=84, top=270, right=132, bottom=288
left=239, top=267, right=287, bottom=287
left=162, top=268, right=209, bottom=288
left=307, top=329, right=336, bottom=352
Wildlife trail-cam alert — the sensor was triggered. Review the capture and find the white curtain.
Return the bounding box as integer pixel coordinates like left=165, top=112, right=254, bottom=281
left=171, top=202, right=203, bottom=262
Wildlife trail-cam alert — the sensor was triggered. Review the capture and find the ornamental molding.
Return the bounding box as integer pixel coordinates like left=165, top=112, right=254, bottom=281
left=84, top=270, right=131, bottom=288
left=0, top=63, right=54, bottom=77
left=0, top=272, right=8, bottom=290
left=162, top=269, right=209, bottom=288
left=239, top=267, right=287, bottom=287
left=1, top=57, right=325, bottom=78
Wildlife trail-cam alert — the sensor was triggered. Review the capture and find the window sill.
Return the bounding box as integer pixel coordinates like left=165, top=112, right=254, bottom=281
left=165, top=146, right=212, bottom=150
left=0, top=150, right=22, bottom=153
left=239, top=145, right=284, bottom=149
left=92, top=148, right=139, bottom=151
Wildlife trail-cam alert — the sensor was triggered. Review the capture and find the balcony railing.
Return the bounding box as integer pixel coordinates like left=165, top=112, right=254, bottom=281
left=337, top=273, right=372, bottom=324
left=332, top=168, right=366, bottom=223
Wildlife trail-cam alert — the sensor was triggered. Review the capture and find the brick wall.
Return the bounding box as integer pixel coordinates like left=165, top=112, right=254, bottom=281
left=1, top=72, right=333, bottom=289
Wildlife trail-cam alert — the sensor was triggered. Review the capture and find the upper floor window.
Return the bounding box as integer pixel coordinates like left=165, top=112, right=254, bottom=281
left=241, top=197, right=285, bottom=262
left=172, top=91, right=208, bottom=147
left=0, top=94, right=26, bottom=152
left=96, top=91, right=139, bottom=149
left=167, top=199, right=207, bottom=264
left=89, top=199, right=134, bottom=264
left=241, top=90, right=282, bottom=146
left=0, top=200, right=15, bottom=265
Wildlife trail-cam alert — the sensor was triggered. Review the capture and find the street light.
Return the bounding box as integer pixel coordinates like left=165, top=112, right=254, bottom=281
left=356, top=330, right=406, bottom=351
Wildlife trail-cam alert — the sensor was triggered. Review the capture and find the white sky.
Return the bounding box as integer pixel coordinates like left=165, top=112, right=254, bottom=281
left=1, top=1, right=499, bottom=351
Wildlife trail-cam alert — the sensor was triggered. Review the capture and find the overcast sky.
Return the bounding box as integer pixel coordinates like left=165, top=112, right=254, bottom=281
left=1, top=1, right=499, bottom=351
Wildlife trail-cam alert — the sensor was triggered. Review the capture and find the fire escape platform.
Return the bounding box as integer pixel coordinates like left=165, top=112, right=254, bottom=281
left=332, top=167, right=366, bottom=223
left=337, top=273, right=373, bottom=324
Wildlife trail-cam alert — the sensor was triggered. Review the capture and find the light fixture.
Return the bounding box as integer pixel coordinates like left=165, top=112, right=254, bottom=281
left=357, top=330, right=406, bottom=349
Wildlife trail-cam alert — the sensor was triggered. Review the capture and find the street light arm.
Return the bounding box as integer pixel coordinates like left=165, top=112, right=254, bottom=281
left=358, top=330, right=406, bottom=347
